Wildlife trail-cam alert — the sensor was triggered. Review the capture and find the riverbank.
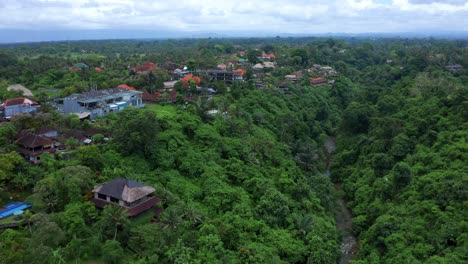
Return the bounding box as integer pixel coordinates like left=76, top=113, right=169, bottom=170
left=335, top=184, right=360, bottom=264
left=324, top=137, right=360, bottom=263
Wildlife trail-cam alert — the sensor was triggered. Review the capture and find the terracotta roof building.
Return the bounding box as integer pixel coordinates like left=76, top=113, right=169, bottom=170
left=132, top=62, right=157, bottom=72
left=91, top=178, right=161, bottom=217
left=310, top=77, right=327, bottom=86
left=117, top=84, right=137, bottom=91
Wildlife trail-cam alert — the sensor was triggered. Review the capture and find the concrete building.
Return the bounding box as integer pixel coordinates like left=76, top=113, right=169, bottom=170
left=53, top=88, right=144, bottom=119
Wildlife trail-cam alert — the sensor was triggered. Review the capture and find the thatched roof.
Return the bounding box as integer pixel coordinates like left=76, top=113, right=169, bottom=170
left=93, top=178, right=155, bottom=203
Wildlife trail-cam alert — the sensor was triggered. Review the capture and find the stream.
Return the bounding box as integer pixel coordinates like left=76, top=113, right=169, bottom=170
left=324, top=138, right=360, bottom=264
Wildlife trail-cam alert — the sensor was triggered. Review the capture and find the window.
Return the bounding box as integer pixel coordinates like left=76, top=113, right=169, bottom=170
left=110, top=197, right=119, bottom=203
left=98, top=193, right=106, bottom=200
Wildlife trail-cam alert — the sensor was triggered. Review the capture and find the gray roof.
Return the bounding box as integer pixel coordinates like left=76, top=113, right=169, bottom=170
left=64, top=88, right=142, bottom=104
left=93, top=178, right=155, bottom=203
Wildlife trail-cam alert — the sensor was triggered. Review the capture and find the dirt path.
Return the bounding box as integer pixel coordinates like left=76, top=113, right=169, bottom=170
left=7, top=84, right=33, bottom=96
left=323, top=138, right=360, bottom=263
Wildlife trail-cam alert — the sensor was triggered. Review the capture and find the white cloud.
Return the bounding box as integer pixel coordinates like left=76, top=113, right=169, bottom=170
left=0, top=0, right=466, bottom=33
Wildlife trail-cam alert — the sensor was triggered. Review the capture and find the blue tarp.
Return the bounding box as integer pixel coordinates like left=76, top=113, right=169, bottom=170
left=0, top=202, right=32, bottom=219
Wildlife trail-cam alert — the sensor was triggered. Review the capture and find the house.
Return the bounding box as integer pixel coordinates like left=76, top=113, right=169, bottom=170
left=310, top=77, right=327, bottom=86
left=173, top=69, right=190, bottom=79
left=285, top=75, right=297, bottom=81
left=91, top=178, right=161, bottom=217
left=95, top=67, right=104, bottom=73
left=53, top=87, right=144, bottom=119
left=16, top=133, right=56, bottom=163
left=285, top=71, right=303, bottom=81
left=204, top=70, right=243, bottom=83
left=36, top=126, right=59, bottom=138
left=253, top=63, right=264, bottom=69
left=446, top=64, right=463, bottom=72
left=217, top=64, right=227, bottom=70
left=1, top=98, right=40, bottom=119
left=234, top=68, right=247, bottom=77
left=260, top=53, right=276, bottom=60
left=163, top=80, right=178, bottom=89
left=308, top=64, right=337, bottom=76
left=117, top=84, right=136, bottom=91
left=132, top=62, right=157, bottom=72
left=263, top=62, right=275, bottom=68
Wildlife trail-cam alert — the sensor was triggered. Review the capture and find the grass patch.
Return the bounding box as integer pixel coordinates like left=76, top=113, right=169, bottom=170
left=145, top=104, right=177, bottom=119
left=37, top=89, right=62, bottom=98
left=0, top=215, right=24, bottom=225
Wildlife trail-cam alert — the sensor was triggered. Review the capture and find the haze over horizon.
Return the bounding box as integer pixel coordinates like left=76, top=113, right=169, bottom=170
left=0, top=0, right=467, bottom=43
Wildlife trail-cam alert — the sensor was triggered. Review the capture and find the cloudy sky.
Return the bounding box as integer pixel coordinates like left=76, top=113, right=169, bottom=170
left=0, top=0, right=467, bottom=41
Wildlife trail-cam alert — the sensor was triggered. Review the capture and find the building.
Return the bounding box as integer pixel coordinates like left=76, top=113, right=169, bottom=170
left=91, top=178, right=161, bottom=217
left=446, top=64, right=463, bottom=72
left=253, top=63, right=264, bottom=70
left=132, top=62, right=157, bottom=73
left=16, top=133, right=56, bottom=163
left=1, top=98, right=40, bottom=119
left=117, top=84, right=136, bottom=91
left=53, top=88, right=144, bottom=119
left=310, top=77, right=327, bottom=86
left=36, top=126, right=59, bottom=138
left=194, top=70, right=242, bottom=83
left=285, top=71, right=303, bottom=81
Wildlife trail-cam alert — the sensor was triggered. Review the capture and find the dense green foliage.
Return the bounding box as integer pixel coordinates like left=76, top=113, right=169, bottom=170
left=0, top=37, right=466, bottom=263
left=332, top=60, right=467, bottom=262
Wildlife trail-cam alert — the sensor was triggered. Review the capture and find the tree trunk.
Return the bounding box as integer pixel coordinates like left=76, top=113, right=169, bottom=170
left=113, top=225, right=118, bottom=240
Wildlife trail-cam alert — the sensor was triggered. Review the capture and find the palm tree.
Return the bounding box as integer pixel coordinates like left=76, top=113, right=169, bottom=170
left=102, top=205, right=130, bottom=240
left=23, top=210, right=33, bottom=235
left=293, top=213, right=315, bottom=238
left=51, top=248, right=66, bottom=264
left=183, top=204, right=203, bottom=227
left=160, top=207, right=183, bottom=230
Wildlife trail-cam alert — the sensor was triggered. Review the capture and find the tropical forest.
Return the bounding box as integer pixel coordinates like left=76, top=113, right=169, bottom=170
left=0, top=37, right=466, bottom=264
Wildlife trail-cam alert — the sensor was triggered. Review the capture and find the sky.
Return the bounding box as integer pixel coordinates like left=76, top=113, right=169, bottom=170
left=0, top=0, right=467, bottom=42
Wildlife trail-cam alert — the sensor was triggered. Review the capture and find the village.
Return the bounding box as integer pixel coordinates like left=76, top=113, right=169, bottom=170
left=0, top=48, right=340, bottom=230
left=2, top=45, right=465, bottom=227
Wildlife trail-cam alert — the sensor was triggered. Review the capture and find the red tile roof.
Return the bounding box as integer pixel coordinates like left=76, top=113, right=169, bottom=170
left=310, top=77, right=327, bottom=85
left=3, top=98, right=38, bottom=107
left=16, top=133, right=54, bottom=148
left=95, top=67, right=104, bottom=72
left=234, top=68, right=247, bottom=76
left=118, top=84, right=136, bottom=91
left=35, top=126, right=57, bottom=135
left=135, top=62, right=157, bottom=72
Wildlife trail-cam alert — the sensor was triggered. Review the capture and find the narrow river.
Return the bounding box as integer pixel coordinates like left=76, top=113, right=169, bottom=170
left=324, top=138, right=360, bottom=264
